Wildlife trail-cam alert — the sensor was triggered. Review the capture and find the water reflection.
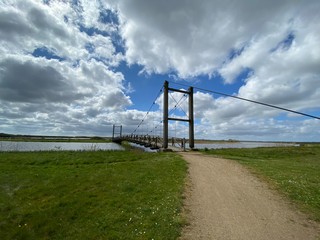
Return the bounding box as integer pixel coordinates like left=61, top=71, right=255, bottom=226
left=128, top=142, right=159, bottom=152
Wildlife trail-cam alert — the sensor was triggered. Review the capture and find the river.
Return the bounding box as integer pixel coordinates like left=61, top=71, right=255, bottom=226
left=194, top=141, right=298, bottom=149
left=0, top=141, right=124, bottom=152
left=0, top=141, right=298, bottom=152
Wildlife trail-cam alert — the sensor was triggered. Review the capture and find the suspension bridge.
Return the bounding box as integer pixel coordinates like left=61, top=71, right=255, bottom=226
left=112, top=81, right=320, bottom=151
left=112, top=81, right=194, bottom=151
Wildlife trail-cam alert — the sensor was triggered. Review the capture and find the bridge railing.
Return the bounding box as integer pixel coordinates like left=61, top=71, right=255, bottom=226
left=116, top=134, right=188, bottom=150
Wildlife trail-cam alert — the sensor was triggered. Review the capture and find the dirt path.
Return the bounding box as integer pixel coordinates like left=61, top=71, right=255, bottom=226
left=179, top=152, right=320, bottom=240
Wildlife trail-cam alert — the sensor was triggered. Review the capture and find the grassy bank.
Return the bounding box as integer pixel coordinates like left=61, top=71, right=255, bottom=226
left=203, top=145, right=320, bottom=221
left=0, top=150, right=187, bottom=239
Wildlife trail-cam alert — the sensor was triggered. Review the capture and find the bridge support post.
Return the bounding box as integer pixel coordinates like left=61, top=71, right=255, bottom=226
left=163, top=81, right=169, bottom=148
left=112, top=125, right=115, bottom=139
left=188, top=86, right=194, bottom=149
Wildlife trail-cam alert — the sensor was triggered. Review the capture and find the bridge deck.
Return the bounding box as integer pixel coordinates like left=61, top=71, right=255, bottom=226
left=112, top=135, right=191, bottom=151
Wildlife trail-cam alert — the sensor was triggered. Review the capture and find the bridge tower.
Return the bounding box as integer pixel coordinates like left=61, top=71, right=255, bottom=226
left=112, top=125, right=122, bottom=140
left=163, top=81, right=194, bottom=149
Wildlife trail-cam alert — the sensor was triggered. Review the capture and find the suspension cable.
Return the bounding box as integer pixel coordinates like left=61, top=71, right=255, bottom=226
left=131, top=86, right=164, bottom=135
left=170, top=81, right=320, bottom=120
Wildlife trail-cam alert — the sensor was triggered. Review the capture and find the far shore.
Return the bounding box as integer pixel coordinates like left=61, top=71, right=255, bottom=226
left=2, top=133, right=317, bottom=145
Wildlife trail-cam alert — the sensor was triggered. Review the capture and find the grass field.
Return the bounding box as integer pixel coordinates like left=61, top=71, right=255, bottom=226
left=0, top=150, right=187, bottom=239
left=203, top=144, right=320, bottom=221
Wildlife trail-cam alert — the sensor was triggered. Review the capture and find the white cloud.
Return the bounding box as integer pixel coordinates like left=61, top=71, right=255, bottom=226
left=0, top=0, right=132, bottom=136
left=0, top=1, right=87, bottom=60
left=113, top=0, right=306, bottom=77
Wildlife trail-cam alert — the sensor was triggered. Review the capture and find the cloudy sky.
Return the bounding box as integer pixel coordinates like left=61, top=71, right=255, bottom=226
left=0, top=0, right=319, bottom=141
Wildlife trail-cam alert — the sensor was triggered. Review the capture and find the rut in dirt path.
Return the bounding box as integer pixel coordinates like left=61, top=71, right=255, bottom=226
left=179, top=152, right=320, bottom=240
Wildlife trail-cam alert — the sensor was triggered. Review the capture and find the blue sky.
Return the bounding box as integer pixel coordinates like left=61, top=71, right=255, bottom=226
left=0, top=0, right=319, bottom=141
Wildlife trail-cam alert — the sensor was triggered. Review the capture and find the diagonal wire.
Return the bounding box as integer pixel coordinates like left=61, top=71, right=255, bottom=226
left=148, top=88, right=189, bottom=136
left=149, top=93, right=187, bottom=136
left=168, top=92, right=188, bottom=117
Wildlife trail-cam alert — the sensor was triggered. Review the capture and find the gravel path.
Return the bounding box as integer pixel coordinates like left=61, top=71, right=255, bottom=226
left=179, top=152, right=320, bottom=240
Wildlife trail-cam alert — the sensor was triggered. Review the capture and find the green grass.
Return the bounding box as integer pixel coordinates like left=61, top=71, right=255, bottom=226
left=0, top=150, right=187, bottom=239
left=203, top=145, right=320, bottom=221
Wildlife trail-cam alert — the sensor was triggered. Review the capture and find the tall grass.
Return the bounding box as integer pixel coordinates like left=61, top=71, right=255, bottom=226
left=0, top=150, right=187, bottom=239
left=204, top=145, right=320, bottom=221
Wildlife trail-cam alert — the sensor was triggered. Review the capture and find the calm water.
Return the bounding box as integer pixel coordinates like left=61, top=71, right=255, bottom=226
left=0, top=141, right=298, bottom=152
left=0, top=141, right=124, bottom=152
left=194, top=141, right=298, bottom=149
left=130, top=141, right=298, bottom=151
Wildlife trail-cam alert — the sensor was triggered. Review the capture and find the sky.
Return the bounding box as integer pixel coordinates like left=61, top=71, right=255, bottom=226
left=0, top=0, right=319, bottom=142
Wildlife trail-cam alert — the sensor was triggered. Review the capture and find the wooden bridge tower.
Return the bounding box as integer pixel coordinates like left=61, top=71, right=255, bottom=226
left=163, top=81, right=194, bottom=149
left=112, top=125, right=122, bottom=140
